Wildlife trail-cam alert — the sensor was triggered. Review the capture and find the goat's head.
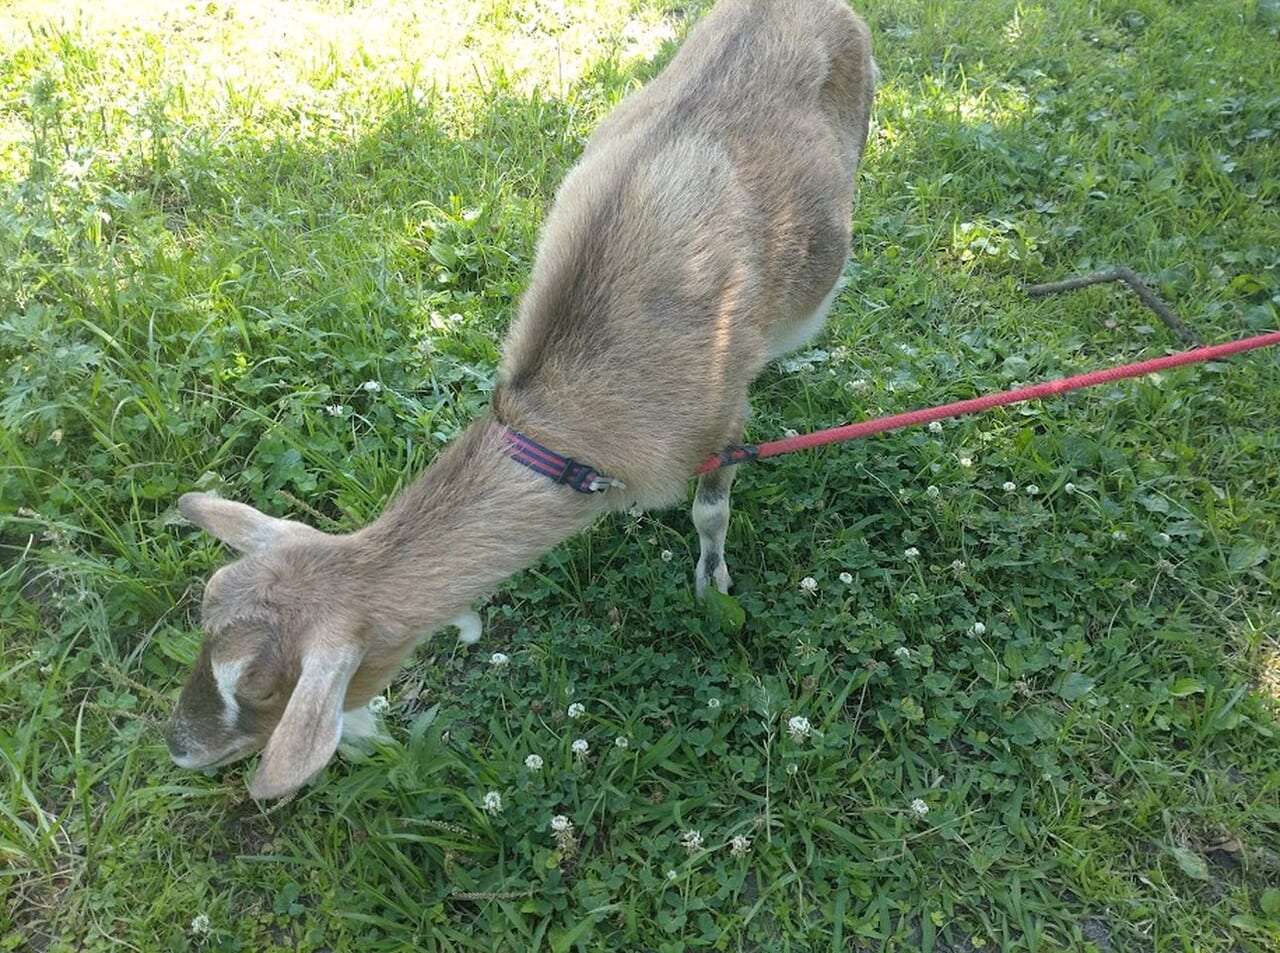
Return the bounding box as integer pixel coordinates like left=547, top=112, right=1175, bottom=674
left=166, top=493, right=364, bottom=800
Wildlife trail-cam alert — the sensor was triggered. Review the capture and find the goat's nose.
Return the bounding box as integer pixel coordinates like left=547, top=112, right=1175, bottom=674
left=163, top=724, right=189, bottom=761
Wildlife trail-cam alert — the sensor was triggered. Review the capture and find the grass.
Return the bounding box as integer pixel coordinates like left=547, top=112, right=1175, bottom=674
left=2, top=0, right=1278, bottom=949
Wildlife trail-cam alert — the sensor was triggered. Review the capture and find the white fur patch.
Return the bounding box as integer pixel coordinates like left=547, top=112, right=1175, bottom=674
left=767, top=277, right=846, bottom=361
left=452, top=609, right=483, bottom=644
left=692, top=495, right=730, bottom=534
left=212, top=657, right=250, bottom=728
left=340, top=706, right=376, bottom=741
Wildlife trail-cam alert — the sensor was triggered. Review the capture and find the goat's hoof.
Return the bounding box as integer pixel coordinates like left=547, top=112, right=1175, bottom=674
left=694, top=558, right=732, bottom=601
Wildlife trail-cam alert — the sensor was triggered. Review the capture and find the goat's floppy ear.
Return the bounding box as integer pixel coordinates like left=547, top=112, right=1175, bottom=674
left=178, top=493, right=293, bottom=554
left=247, top=642, right=362, bottom=801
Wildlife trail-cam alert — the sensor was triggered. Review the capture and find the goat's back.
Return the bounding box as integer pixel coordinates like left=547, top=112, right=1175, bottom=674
left=494, top=0, right=875, bottom=507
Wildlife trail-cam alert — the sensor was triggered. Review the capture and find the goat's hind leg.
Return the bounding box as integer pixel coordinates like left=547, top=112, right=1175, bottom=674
left=693, top=462, right=738, bottom=600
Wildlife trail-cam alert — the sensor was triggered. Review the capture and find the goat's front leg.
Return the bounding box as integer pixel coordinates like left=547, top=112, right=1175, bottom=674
left=693, top=462, right=738, bottom=600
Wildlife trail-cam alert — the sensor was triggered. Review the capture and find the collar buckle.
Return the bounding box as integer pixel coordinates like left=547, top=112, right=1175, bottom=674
left=499, top=426, right=626, bottom=495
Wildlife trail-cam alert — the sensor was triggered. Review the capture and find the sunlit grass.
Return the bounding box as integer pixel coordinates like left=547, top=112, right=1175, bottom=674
left=0, top=0, right=676, bottom=179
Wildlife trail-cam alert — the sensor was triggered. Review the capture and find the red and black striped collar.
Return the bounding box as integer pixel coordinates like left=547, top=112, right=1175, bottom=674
left=497, top=425, right=625, bottom=494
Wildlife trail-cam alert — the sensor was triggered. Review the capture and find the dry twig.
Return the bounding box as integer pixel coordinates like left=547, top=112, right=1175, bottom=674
left=1026, top=266, right=1204, bottom=347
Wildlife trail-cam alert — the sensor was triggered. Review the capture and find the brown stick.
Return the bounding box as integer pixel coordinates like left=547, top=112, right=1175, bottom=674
left=1025, top=266, right=1204, bottom=347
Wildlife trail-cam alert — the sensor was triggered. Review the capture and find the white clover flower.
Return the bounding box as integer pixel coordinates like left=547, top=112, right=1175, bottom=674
left=799, top=576, right=818, bottom=594
left=707, top=697, right=721, bottom=710
left=361, top=380, right=382, bottom=393
left=730, top=833, right=753, bottom=857
left=547, top=818, right=578, bottom=854
left=846, top=378, right=869, bottom=392
left=567, top=702, right=585, bottom=719
left=910, top=798, right=930, bottom=817
left=894, top=646, right=911, bottom=660
left=925, top=484, right=940, bottom=500
left=366, top=695, right=390, bottom=715
left=950, top=559, right=967, bottom=574
left=959, top=456, right=973, bottom=468
left=482, top=790, right=503, bottom=815
left=928, top=420, right=944, bottom=434
left=1112, top=529, right=1128, bottom=541
left=1064, top=482, right=1076, bottom=494
left=783, top=428, right=800, bottom=438
left=614, top=735, right=629, bottom=749
left=903, top=546, right=920, bottom=560
left=678, top=829, right=704, bottom=854
left=489, top=652, right=510, bottom=668
left=190, top=914, right=210, bottom=936
left=571, top=738, right=589, bottom=758
left=1002, top=481, right=1017, bottom=493
left=666, top=869, right=679, bottom=881
left=1026, top=484, right=1041, bottom=496
left=787, top=715, right=813, bottom=742
left=660, top=549, right=673, bottom=562
left=838, top=571, right=853, bottom=585
left=524, top=754, right=544, bottom=771
left=325, top=403, right=344, bottom=417
left=968, top=621, right=987, bottom=637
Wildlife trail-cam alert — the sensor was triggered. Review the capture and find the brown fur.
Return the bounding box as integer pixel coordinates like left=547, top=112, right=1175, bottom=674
left=166, top=0, right=876, bottom=800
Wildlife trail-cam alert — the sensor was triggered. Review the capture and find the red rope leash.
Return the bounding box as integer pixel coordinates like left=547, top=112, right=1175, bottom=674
left=696, top=330, right=1280, bottom=475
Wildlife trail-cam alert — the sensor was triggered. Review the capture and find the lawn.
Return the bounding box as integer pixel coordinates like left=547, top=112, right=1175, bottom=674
left=2, top=0, right=1278, bottom=950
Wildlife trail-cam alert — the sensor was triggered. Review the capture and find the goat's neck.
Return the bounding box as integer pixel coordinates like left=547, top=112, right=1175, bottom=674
left=349, top=417, right=602, bottom=641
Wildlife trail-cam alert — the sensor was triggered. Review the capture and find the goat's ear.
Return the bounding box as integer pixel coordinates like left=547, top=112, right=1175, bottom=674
left=178, top=493, right=293, bottom=554
left=247, top=642, right=362, bottom=801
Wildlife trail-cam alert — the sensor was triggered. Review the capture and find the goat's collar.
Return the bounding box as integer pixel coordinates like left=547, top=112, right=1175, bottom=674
left=496, top=424, right=625, bottom=494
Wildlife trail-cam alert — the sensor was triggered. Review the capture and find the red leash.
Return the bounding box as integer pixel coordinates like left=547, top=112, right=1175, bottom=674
left=696, top=330, right=1280, bottom=475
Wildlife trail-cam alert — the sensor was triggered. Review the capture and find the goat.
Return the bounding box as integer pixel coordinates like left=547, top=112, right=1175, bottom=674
left=166, top=0, right=877, bottom=800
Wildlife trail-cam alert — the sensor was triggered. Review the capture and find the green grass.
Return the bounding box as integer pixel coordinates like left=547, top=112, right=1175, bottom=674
left=2, top=0, right=1279, bottom=949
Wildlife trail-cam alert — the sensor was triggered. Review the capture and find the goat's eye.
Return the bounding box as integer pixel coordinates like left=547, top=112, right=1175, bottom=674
left=234, top=646, right=283, bottom=705
left=238, top=677, right=282, bottom=706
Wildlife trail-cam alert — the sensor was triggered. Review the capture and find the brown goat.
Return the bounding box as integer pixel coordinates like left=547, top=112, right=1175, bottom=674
left=167, top=0, right=877, bottom=800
